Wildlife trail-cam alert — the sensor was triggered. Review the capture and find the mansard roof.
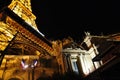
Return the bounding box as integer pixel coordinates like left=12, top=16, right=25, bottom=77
left=107, top=33, right=120, bottom=41
left=91, top=36, right=114, bottom=52
left=90, top=33, right=120, bottom=53
left=90, top=33, right=120, bottom=61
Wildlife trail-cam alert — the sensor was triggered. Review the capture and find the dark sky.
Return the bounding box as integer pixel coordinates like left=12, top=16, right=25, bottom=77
left=31, top=0, right=120, bottom=42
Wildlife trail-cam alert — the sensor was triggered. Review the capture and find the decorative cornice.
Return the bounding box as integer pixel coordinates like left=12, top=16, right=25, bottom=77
left=1, top=7, right=54, bottom=56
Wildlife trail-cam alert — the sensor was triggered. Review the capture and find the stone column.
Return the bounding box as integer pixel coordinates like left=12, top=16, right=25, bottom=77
left=66, top=54, right=73, bottom=72
left=76, top=54, right=85, bottom=77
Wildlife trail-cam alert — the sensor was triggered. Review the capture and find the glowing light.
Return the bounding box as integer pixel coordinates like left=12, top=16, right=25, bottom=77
left=21, top=60, right=25, bottom=67
left=31, top=59, right=38, bottom=68
left=34, top=60, right=37, bottom=66
left=24, top=65, right=29, bottom=69
left=21, top=59, right=29, bottom=69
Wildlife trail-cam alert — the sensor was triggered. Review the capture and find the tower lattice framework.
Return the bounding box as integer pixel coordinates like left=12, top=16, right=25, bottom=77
left=0, top=0, right=59, bottom=80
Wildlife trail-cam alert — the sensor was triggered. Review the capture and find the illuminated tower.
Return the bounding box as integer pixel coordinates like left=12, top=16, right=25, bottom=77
left=0, top=0, right=58, bottom=80
left=8, top=0, right=42, bottom=33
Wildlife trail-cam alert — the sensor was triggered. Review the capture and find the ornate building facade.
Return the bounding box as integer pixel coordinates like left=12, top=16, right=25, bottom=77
left=61, top=32, right=120, bottom=80
left=61, top=35, right=102, bottom=78
left=80, top=32, right=120, bottom=80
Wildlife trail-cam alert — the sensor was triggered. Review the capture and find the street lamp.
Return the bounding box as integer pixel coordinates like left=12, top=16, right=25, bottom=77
left=21, top=58, right=38, bottom=80
left=31, top=59, right=38, bottom=80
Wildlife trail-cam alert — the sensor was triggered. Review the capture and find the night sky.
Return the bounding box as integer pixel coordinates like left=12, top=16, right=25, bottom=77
left=16, top=1, right=120, bottom=41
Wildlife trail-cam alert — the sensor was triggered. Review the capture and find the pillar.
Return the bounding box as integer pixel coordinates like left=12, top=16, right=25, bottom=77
left=76, top=54, right=85, bottom=77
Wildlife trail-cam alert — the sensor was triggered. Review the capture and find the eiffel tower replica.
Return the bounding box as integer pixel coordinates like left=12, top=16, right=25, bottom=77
left=0, top=0, right=61, bottom=80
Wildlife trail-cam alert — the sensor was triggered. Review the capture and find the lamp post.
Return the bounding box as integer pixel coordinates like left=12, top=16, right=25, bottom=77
left=21, top=58, right=38, bottom=80
left=32, top=67, right=35, bottom=80
left=31, top=59, right=38, bottom=80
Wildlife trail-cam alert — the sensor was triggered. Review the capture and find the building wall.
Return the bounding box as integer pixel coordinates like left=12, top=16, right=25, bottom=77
left=61, top=32, right=103, bottom=78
